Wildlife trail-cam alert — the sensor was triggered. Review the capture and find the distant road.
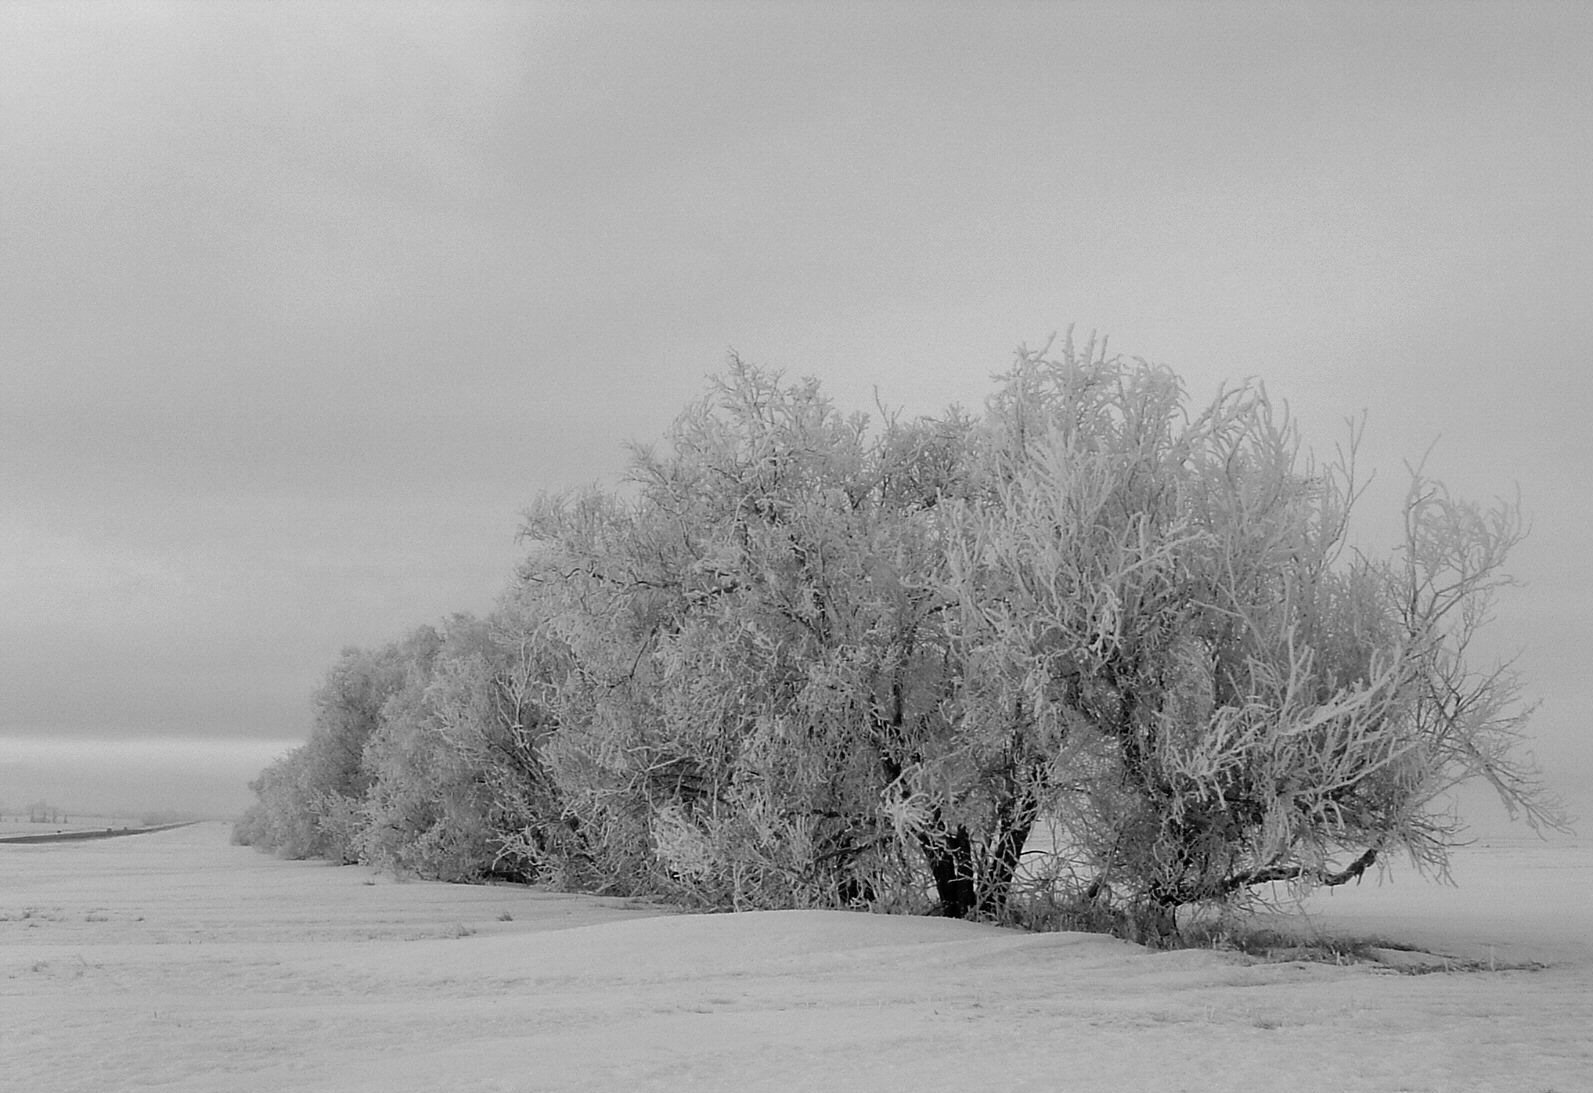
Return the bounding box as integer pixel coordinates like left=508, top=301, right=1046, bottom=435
left=0, top=821, right=199, bottom=845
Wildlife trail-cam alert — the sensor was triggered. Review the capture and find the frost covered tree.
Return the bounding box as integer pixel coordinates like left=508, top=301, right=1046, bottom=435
left=234, top=635, right=423, bottom=860
left=941, top=335, right=1562, bottom=936
left=355, top=613, right=568, bottom=882
left=240, top=337, right=1559, bottom=940
left=520, top=360, right=977, bottom=909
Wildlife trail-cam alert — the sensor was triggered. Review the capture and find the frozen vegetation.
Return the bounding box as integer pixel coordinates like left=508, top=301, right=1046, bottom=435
left=3, top=823, right=1589, bottom=1091
left=237, top=344, right=1562, bottom=938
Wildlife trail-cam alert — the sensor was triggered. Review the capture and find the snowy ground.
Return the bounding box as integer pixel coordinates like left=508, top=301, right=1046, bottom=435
left=3, top=824, right=1588, bottom=1092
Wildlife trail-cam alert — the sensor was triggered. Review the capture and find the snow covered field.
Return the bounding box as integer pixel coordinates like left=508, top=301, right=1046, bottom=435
left=3, top=823, right=1588, bottom=1092
left=0, top=815, right=142, bottom=838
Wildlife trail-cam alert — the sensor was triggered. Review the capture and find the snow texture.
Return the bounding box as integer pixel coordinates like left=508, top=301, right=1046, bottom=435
left=4, top=823, right=1589, bottom=1092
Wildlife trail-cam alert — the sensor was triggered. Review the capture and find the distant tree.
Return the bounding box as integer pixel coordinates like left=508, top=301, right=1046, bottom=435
left=435, top=602, right=576, bottom=883
left=234, top=747, right=326, bottom=855
left=350, top=623, right=462, bottom=876
left=234, top=634, right=429, bottom=860
left=357, top=612, right=569, bottom=882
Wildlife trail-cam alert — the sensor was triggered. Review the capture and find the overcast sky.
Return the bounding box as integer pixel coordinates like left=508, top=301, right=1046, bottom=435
left=3, top=1, right=1589, bottom=823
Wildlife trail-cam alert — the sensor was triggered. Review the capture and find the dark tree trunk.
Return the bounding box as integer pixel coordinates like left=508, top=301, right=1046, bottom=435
left=921, top=825, right=978, bottom=919
left=919, top=791, right=1038, bottom=921
left=974, top=793, right=1039, bottom=919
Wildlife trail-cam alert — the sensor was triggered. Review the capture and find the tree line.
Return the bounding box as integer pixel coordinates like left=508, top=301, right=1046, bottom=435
left=236, top=336, right=1561, bottom=939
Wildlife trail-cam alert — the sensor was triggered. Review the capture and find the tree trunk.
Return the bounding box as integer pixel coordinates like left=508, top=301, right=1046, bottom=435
left=921, top=825, right=978, bottom=918
left=973, top=794, right=1038, bottom=919
left=919, top=792, right=1038, bottom=921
